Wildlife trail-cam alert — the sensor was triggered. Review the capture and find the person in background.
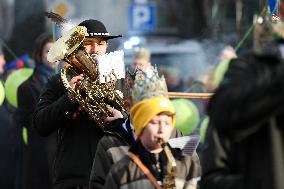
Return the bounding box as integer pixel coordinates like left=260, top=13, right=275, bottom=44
left=131, top=47, right=151, bottom=71
left=200, top=14, right=284, bottom=189
left=0, top=45, right=6, bottom=77
left=33, top=19, right=122, bottom=189
left=104, top=70, right=200, bottom=189
left=118, top=47, right=152, bottom=103
left=159, top=66, right=184, bottom=92
left=0, top=45, right=16, bottom=189
left=15, top=32, right=56, bottom=189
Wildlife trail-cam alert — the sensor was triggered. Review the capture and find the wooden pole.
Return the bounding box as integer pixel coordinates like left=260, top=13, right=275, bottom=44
left=168, top=92, right=213, bottom=99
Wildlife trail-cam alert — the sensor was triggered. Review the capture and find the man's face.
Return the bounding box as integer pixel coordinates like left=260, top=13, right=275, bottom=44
left=83, top=37, right=108, bottom=55
left=140, top=113, right=173, bottom=151
left=131, top=58, right=151, bottom=71
left=42, top=42, right=55, bottom=69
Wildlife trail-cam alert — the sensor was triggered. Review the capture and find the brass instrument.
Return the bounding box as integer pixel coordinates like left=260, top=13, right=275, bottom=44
left=158, top=138, right=176, bottom=189
left=47, top=26, right=126, bottom=128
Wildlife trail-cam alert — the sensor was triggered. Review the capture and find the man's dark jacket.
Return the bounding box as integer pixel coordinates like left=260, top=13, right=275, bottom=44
left=33, top=74, right=104, bottom=189
left=201, top=51, right=284, bottom=189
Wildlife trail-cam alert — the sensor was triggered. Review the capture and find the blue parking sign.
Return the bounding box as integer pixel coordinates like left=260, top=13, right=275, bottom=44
left=128, top=3, right=156, bottom=32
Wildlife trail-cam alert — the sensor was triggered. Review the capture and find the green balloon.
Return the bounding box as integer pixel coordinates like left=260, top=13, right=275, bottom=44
left=214, top=59, right=231, bottom=86
left=22, top=127, right=28, bottom=145
left=4, top=68, right=33, bottom=108
left=0, top=81, right=5, bottom=106
left=200, top=116, right=209, bottom=142
left=172, top=99, right=200, bottom=135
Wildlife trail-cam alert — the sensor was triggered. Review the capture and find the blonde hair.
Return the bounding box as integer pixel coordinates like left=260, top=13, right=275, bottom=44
left=133, top=47, right=151, bottom=62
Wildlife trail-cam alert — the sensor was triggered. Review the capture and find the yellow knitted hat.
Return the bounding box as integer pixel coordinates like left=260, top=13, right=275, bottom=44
left=130, top=96, right=176, bottom=136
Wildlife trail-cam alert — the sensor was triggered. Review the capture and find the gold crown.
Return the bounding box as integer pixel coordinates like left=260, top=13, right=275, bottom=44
left=131, top=67, right=168, bottom=104
left=125, top=67, right=150, bottom=99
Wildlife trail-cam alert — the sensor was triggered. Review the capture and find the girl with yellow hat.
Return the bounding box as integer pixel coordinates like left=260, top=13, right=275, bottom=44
left=104, top=69, right=201, bottom=189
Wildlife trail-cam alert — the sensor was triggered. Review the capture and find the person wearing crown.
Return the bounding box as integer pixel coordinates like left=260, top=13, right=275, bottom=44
left=103, top=71, right=201, bottom=189
left=33, top=19, right=122, bottom=189
left=89, top=66, right=183, bottom=189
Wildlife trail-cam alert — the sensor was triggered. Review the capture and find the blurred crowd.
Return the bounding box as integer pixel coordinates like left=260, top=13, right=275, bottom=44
left=0, top=9, right=283, bottom=189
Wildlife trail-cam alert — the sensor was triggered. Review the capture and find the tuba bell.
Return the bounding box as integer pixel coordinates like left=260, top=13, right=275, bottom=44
left=47, top=26, right=126, bottom=128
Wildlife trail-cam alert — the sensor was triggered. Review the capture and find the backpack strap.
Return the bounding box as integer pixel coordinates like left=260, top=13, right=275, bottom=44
left=128, top=152, right=162, bottom=189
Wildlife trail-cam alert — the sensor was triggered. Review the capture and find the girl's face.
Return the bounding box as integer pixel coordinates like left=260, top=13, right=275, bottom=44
left=42, top=42, right=55, bottom=69
left=0, top=54, right=6, bottom=74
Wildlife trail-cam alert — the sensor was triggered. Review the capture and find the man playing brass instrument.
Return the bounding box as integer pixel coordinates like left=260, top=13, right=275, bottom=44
left=103, top=70, right=201, bottom=189
left=33, top=19, right=122, bottom=189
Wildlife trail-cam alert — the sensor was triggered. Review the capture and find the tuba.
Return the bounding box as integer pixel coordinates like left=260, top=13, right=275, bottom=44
left=47, top=26, right=126, bottom=128
left=158, top=138, right=176, bottom=189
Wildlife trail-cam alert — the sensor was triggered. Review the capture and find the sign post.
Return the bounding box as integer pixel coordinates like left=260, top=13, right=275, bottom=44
left=128, top=3, right=156, bottom=32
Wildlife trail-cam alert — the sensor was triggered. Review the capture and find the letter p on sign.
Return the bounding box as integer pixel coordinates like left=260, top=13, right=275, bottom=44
left=129, top=3, right=156, bottom=32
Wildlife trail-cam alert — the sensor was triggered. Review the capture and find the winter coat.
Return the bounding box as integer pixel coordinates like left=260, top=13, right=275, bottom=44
left=200, top=50, right=284, bottom=189
left=104, top=141, right=201, bottom=189
left=0, top=101, right=17, bottom=188
left=89, top=116, right=183, bottom=189
left=16, top=69, right=56, bottom=189
left=33, top=74, right=104, bottom=189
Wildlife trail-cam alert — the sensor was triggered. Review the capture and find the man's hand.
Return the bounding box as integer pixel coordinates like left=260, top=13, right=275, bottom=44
left=104, top=106, right=123, bottom=123
left=70, top=74, right=83, bottom=89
